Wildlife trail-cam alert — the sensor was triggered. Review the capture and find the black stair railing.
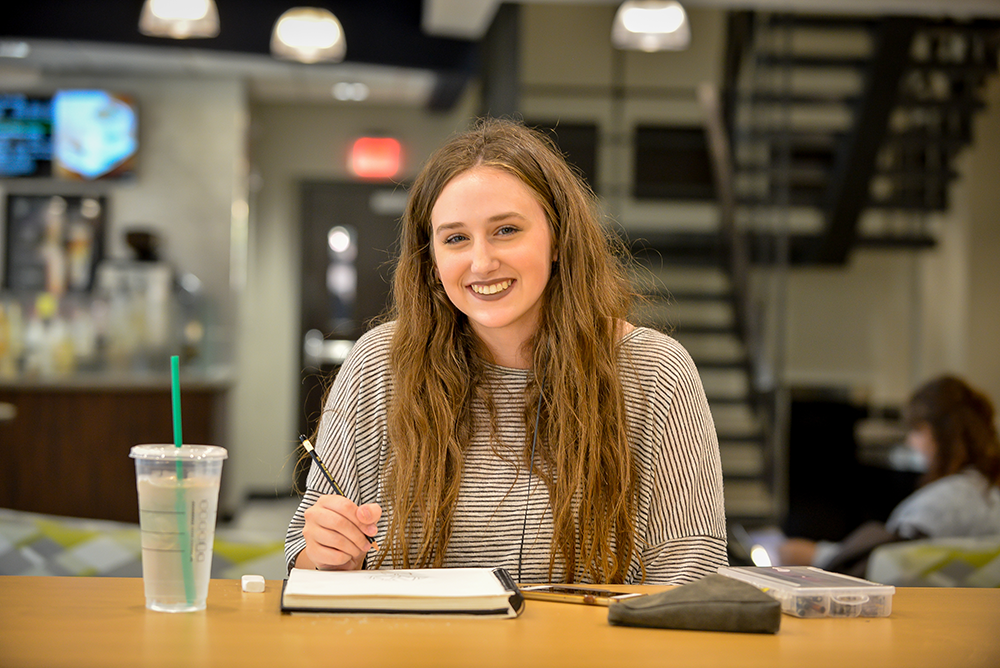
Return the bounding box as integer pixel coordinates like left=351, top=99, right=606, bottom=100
left=700, top=79, right=783, bottom=521
left=819, top=18, right=920, bottom=263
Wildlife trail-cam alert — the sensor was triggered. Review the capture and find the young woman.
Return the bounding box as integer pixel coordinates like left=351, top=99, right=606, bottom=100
left=285, top=118, right=727, bottom=584
left=883, top=375, right=1000, bottom=539
left=779, top=375, right=1000, bottom=570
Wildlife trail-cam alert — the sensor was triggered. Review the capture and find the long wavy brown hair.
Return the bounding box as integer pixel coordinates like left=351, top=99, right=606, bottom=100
left=377, top=117, right=638, bottom=582
left=905, top=375, right=1000, bottom=487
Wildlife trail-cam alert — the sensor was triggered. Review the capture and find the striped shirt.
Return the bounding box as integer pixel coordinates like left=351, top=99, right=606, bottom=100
left=284, top=322, right=728, bottom=584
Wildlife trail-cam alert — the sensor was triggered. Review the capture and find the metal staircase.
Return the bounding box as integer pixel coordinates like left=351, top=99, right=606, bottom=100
left=625, top=13, right=999, bottom=529
left=728, top=13, right=1000, bottom=263
left=725, top=12, right=999, bottom=524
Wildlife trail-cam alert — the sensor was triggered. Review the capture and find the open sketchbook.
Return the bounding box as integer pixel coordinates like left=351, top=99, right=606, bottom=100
left=280, top=567, right=525, bottom=617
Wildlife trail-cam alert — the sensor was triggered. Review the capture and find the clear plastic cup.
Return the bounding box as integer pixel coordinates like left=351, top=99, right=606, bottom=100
left=130, top=444, right=228, bottom=612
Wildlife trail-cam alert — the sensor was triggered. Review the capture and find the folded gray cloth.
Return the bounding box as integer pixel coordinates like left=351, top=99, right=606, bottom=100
left=608, top=574, right=781, bottom=634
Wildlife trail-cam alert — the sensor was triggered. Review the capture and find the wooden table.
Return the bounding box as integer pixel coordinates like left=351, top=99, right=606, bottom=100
left=1, top=577, right=998, bottom=667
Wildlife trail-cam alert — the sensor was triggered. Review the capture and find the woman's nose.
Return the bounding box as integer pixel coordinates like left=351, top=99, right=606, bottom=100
left=470, top=240, right=499, bottom=274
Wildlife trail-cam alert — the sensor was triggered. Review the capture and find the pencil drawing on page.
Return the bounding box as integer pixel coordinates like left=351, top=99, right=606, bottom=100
left=362, top=570, right=425, bottom=582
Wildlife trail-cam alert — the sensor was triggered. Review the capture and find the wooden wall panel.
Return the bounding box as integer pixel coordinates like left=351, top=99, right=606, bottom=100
left=0, top=388, right=227, bottom=523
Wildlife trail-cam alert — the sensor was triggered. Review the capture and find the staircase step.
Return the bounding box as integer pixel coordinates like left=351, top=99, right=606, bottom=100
left=720, top=442, right=766, bottom=478
left=896, top=96, right=986, bottom=112
left=664, top=301, right=736, bottom=329
left=766, top=15, right=877, bottom=31
left=670, top=324, right=738, bottom=336
left=633, top=265, right=730, bottom=295
left=885, top=130, right=972, bottom=149
left=753, top=69, right=864, bottom=98
left=724, top=480, right=776, bottom=520
left=868, top=196, right=949, bottom=211
left=626, top=236, right=723, bottom=268
left=737, top=190, right=827, bottom=208
left=710, top=402, right=761, bottom=435
left=874, top=168, right=959, bottom=182
left=737, top=105, right=854, bottom=129
left=673, top=332, right=745, bottom=364
left=737, top=164, right=830, bottom=182
left=708, top=396, right=755, bottom=407
left=756, top=53, right=869, bottom=69
left=740, top=129, right=845, bottom=146
left=918, top=22, right=1000, bottom=39
left=717, top=432, right=767, bottom=445
left=696, top=363, right=750, bottom=399
left=743, top=92, right=861, bottom=107
left=644, top=289, right=733, bottom=304
left=738, top=190, right=953, bottom=212
left=697, top=359, right=748, bottom=371
left=908, top=61, right=997, bottom=76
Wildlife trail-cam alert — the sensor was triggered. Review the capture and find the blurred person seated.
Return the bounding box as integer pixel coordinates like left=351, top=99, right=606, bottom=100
left=778, top=375, right=1000, bottom=576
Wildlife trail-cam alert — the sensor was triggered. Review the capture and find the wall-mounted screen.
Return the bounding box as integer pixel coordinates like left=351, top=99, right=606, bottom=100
left=0, top=94, right=52, bottom=178
left=0, top=90, right=138, bottom=181
left=53, top=90, right=138, bottom=180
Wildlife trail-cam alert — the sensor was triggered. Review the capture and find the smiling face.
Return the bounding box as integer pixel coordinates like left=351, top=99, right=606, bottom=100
left=430, top=165, right=556, bottom=368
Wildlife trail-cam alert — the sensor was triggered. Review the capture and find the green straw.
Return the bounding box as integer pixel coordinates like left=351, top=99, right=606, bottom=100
left=171, top=355, right=195, bottom=607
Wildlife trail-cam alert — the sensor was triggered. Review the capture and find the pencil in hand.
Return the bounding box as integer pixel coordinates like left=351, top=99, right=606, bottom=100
left=300, top=435, right=377, bottom=547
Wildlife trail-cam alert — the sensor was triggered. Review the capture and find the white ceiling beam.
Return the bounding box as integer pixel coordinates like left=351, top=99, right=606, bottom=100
left=421, top=0, right=1000, bottom=41
left=422, top=0, right=502, bottom=39
left=682, top=0, right=1000, bottom=19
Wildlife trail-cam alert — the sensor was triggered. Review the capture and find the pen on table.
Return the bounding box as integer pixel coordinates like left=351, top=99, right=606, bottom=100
left=299, top=435, right=377, bottom=546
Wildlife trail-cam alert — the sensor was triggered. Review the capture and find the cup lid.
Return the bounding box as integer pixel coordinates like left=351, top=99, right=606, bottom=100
left=129, top=444, right=228, bottom=461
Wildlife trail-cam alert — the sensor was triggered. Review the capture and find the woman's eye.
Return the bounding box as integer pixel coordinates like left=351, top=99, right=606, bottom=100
left=443, top=234, right=467, bottom=244
left=497, top=225, right=518, bottom=236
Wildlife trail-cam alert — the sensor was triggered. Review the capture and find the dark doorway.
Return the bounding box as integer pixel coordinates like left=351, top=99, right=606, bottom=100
left=782, top=388, right=919, bottom=542
left=296, top=180, right=407, bottom=489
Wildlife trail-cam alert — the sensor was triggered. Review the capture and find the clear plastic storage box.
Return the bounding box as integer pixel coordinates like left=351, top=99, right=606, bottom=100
left=717, top=566, right=895, bottom=618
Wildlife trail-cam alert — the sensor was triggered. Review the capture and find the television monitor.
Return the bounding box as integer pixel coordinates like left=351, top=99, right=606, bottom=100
left=0, top=94, right=53, bottom=178
left=0, top=90, right=138, bottom=181
left=52, top=90, right=138, bottom=181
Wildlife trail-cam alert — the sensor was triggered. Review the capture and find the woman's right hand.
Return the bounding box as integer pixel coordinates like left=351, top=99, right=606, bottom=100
left=297, top=495, right=381, bottom=571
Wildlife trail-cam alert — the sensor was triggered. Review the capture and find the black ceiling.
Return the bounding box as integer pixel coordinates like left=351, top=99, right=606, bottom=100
left=4, top=0, right=480, bottom=74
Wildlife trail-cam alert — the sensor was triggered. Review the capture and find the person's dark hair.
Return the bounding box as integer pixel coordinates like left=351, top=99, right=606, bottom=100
left=380, top=117, right=639, bottom=582
left=905, top=375, right=1000, bottom=486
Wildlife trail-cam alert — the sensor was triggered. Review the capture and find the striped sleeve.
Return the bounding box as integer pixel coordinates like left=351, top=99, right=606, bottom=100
left=624, top=330, right=729, bottom=584
left=283, top=324, right=393, bottom=573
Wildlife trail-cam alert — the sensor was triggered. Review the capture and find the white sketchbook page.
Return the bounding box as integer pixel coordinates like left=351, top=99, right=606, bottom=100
left=285, top=568, right=508, bottom=599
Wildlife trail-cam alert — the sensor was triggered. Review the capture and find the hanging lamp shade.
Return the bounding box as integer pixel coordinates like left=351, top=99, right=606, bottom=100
left=612, top=1, right=691, bottom=52
left=139, top=0, right=220, bottom=39
left=271, top=7, right=346, bottom=64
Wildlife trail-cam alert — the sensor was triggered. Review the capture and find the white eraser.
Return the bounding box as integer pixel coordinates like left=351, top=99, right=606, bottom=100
left=241, top=574, right=265, bottom=593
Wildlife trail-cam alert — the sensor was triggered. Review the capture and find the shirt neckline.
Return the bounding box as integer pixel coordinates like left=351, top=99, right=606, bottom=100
left=484, top=326, right=649, bottom=376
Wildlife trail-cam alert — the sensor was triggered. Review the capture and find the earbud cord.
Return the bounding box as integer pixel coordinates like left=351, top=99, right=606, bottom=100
left=517, top=375, right=545, bottom=583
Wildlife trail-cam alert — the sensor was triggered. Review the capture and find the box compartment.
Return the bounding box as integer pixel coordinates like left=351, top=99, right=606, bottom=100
left=718, top=566, right=895, bottom=618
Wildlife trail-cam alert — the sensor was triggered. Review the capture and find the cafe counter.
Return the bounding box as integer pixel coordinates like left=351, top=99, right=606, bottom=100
left=0, top=368, right=232, bottom=523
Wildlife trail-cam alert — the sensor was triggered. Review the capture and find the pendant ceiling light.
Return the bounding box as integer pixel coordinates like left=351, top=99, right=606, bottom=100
left=139, top=0, right=220, bottom=39
left=612, top=1, right=691, bottom=52
left=271, top=7, right=346, bottom=64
